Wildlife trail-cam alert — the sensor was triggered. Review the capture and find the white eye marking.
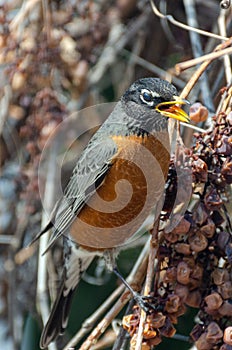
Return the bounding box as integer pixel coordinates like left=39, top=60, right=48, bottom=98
left=140, top=89, right=160, bottom=106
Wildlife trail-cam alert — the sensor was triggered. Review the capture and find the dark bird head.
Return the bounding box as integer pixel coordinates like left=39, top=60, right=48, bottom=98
left=121, top=77, right=190, bottom=124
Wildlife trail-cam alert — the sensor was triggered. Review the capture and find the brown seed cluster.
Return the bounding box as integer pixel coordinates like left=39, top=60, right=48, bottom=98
left=123, top=112, right=232, bottom=349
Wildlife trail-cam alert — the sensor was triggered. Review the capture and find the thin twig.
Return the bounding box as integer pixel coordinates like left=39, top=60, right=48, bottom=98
left=218, top=10, right=232, bottom=85
left=63, top=240, right=150, bottom=350
left=150, top=0, right=228, bottom=41
left=36, top=139, right=59, bottom=350
left=179, top=38, right=232, bottom=99
left=176, top=45, right=232, bottom=73
left=183, top=0, right=214, bottom=113
left=134, top=220, right=160, bottom=350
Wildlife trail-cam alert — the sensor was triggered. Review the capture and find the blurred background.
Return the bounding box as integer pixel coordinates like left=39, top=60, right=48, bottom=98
left=0, top=1, right=232, bottom=350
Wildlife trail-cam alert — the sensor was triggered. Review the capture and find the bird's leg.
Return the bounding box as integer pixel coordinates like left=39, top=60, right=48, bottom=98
left=113, top=267, right=150, bottom=312
left=103, top=250, right=151, bottom=312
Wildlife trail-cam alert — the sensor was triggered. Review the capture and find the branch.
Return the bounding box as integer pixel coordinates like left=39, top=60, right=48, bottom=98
left=150, top=0, right=228, bottom=41
left=134, top=220, right=160, bottom=350
left=178, top=37, right=232, bottom=99
left=36, top=139, right=59, bottom=350
left=176, top=45, right=232, bottom=73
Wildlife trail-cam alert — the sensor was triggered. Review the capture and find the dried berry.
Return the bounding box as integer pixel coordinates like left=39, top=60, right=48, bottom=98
left=219, top=301, right=232, bottom=316
left=206, top=322, right=223, bottom=343
left=224, top=327, right=232, bottom=346
left=200, top=219, right=215, bottom=238
left=204, top=187, right=223, bottom=211
left=177, top=261, right=191, bottom=285
left=212, top=268, right=230, bottom=285
left=195, top=332, right=212, bottom=350
left=217, top=281, right=232, bottom=299
left=204, top=292, right=223, bottom=311
left=159, top=317, right=176, bottom=338
left=165, top=294, right=181, bottom=313
left=175, top=243, right=191, bottom=255
left=188, top=231, right=208, bottom=252
left=185, top=290, right=201, bottom=308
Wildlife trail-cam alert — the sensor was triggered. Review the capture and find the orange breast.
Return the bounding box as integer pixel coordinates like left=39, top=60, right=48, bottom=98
left=70, top=132, right=170, bottom=250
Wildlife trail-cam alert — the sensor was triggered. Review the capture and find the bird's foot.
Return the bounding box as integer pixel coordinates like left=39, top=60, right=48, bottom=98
left=133, top=292, right=151, bottom=313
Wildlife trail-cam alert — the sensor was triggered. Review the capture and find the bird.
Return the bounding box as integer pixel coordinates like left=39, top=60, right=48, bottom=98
left=33, top=77, right=189, bottom=348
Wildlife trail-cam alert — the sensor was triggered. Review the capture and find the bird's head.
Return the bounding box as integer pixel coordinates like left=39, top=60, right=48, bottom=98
left=122, top=77, right=190, bottom=124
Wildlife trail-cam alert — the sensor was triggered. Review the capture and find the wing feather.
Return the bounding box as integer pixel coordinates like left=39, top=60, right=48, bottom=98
left=41, top=136, right=118, bottom=250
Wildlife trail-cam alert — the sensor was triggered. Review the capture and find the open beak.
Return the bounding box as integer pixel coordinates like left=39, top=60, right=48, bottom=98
left=155, top=96, right=190, bottom=123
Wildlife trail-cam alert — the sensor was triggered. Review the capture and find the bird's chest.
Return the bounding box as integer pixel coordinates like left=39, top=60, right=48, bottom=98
left=70, top=133, right=170, bottom=249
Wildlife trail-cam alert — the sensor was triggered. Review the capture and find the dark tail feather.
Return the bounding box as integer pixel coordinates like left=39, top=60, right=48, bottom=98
left=40, top=282, right=75, bottom=349
left=29, top=199, right=61, bottom=247
left=28, top=220, right=54, bottom=247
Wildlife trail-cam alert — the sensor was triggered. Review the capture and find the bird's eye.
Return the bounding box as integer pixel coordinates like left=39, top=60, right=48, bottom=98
left=142, top=91, right=152, bottom=101
left=140, top=89, right=154, bottom=105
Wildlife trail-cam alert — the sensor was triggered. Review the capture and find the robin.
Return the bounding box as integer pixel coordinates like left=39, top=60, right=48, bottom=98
left=33, top=77, right=189, bottom=348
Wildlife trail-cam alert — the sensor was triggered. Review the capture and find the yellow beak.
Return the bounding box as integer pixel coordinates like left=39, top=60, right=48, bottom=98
left=155, top=96, right=190, bottom=123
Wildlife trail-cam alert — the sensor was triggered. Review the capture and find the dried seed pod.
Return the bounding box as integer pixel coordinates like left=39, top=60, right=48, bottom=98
left=148, top=336, right=162, bottom=346
left=175, top=243, right=191, bottom=255
left=206, top=322, right=223, bottom=343
left=218, top=281, right=232, bottom=299
left=212, top=268, right=230, bottom=285
left=204, top=292, right=223, bottom=311
left=149, top=313, right=166, bottom=328
left=163, top=231, right=179, bottom=243
left=191, top=264, right=203, bottom=281
left=216, top=136, right=232, bottom=156
left=195, top=332, right=212, bottom=350
left=165, top=294, right=181, bottom=313
left=122, top=314, right=138, bottom=335
left=219, top=301, right=232, bottom=316
left=217, top=231, right=230, bottom=251
left=188, top=277, right=202, bottom=291
left=200, top=219, right=216, bottom=238
left=164, top=267, right=177, bottom=283
left=204, top=187, right=223, bottom=211
left=185, top=290, right=201, bottom=308
left=177, top=261, right=191, bottom=285
left=174, top=283, right=189, bottom=302
left=188, top=231, right=208, bottom=252
left=220, top=344, right=232, bottom=350
left=192, top=157, right=208, bottom=183
left=170, top=217, right=191, bottom=235
left=183, top=256, right=195, bottom=269
left=190, top=324, right=204, bottom=342
left=221, top=160, right=232, bottom=184
left=224, top=327, right=232, bottom=345
left=159, top=317, right=176, bottom=338
left=190, top=103, right=208, bottom=123
left=143, top=323, right=157, bottom=340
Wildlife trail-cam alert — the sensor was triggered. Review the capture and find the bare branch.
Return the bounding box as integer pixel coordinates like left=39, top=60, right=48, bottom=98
left=150, top=0, right=228, bottom=41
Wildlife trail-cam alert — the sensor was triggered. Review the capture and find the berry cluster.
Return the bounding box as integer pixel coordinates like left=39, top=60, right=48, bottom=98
left=123, top=112, right=232, bottom=349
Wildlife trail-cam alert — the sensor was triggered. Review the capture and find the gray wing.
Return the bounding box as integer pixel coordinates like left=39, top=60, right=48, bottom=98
left=34, top=136, right=118, bottom=250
